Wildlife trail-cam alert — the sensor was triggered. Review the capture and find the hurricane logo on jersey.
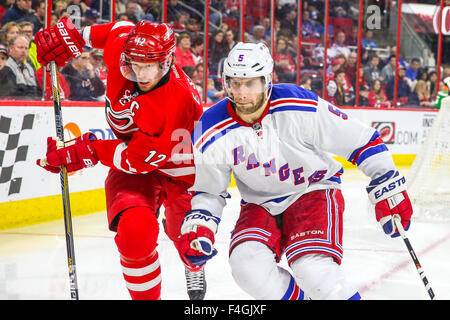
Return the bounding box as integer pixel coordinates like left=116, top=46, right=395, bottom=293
left=105, top=96, right=139, bottom=134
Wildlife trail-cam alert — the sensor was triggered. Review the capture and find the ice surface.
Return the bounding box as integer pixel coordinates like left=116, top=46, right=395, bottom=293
left=1, top=169, right=449, bottom=300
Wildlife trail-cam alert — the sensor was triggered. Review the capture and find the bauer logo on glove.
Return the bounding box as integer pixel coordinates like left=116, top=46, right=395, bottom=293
left=56, top=21, right=82, bottom=58
left=37, top=132, right=98, bottom=174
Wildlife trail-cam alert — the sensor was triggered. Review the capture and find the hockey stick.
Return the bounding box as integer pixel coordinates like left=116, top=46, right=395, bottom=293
left=49, top=62, right=79, bottom=300
left=393, top=214, right=435, bottom=300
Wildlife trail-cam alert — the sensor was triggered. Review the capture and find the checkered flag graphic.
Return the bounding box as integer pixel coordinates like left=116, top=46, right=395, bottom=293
left=0, top=114, right=35, bottom=196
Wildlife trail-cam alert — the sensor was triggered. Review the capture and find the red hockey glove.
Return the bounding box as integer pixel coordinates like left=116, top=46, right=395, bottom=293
left=35, top=17, right=85, bottom=68
left=367, top=170, right=413, bottom=238
left=179, top=209, right=220, bottom=269
left=37, top=132, right=98, bottom=173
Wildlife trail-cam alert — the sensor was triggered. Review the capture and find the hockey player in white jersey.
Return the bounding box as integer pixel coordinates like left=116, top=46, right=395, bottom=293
left=179, top=42, right=413, bottom=300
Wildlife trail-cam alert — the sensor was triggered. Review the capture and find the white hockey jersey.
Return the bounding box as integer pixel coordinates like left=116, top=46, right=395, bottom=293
left=190, top=84, right=397, bottom=218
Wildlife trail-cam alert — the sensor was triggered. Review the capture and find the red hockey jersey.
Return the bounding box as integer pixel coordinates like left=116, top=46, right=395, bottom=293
left=82, top=21, right=203, bottom=184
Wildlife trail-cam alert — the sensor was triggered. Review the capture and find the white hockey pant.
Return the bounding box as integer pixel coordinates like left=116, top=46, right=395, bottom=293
left=229, top=241, right=360, bottom=300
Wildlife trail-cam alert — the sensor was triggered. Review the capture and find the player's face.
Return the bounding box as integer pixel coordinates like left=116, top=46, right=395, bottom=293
left=226, top=77, right=266, bottom=115
left=130, top=61, right=164, bottom=92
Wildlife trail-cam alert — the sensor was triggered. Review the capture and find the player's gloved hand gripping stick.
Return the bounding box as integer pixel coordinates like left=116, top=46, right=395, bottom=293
left=366, top=170, right=413, bottom=237
left=34, top=19, right=86, bottom=299
left=180, top=210, right=221, bottom=269
left=35, top=17, right=85, bottom=68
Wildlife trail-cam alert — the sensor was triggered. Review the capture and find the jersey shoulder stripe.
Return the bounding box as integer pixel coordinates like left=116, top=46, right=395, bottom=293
left=192, top=99, right=240, bottom=153
left=269, top=84, right=319, bottom=114
left=348, top=131, right=388, bottom=165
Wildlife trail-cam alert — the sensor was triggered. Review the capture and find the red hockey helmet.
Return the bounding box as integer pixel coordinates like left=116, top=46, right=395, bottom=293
left=120, top=21, right=176, bottom=81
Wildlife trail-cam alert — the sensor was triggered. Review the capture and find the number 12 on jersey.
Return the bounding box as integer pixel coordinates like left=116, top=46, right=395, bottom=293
left=145, top=150, right=167, bottom=166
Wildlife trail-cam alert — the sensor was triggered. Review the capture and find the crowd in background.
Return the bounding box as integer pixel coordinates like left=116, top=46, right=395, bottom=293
left=0, top=0, right=447, bottom=107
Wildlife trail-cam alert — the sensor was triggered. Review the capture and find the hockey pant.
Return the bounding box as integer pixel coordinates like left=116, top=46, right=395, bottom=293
left=105, top=169, right=193, bottom=300
left=228, top=189, right=360, bottom=300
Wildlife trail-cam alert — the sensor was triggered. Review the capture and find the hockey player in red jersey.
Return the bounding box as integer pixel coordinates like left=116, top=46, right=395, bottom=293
left=35, top=18, right=205, bottom=300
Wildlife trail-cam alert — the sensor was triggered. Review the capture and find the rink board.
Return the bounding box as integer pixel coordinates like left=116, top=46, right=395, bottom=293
left=0, top=103, right=438, bottom=230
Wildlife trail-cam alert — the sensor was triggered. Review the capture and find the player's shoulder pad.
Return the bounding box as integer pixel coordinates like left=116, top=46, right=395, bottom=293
left=191, top=98, right=233, bottom=146
left=111, top=21, right=135, bottom=32
left=269, top=84, right=319, bottom=115
left=271, top=83, right=319, bottom=102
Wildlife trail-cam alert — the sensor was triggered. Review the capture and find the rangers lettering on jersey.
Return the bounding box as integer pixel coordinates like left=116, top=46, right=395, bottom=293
left=189, top=83, right=397, bottom=217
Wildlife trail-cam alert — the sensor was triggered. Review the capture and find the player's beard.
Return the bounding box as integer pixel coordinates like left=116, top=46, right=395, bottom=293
left=234, top=92, right=265, bottom=115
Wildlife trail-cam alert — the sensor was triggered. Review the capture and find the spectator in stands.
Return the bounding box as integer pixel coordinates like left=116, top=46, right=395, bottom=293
left=191, top=63, right=204, bottom=98
left=330, top=0, right=351, bottom=17
left=405, top=57, right=421, bottom=82
left=225, top=29, right=236, bottom=51
left=344, top=51, right=357, bottom=87
left=361, top=29, right=378, bottom=49
left=17, top=20, right=38, bottom=69
left=35, top=64, right=71, bottom=100
left=408, top=79, right=434, bottom=107
left=208, top=29, right=229, bottom=74
left=249, top=25, right=267, bottom=44
left=83, top=8, right=100, bottom=27
left=443, top=66, right=450, bottom=80
left=210, top=0, right=226, bottom=26
left=0, top=21, right=19, bottom=44
left=184, top=18, right=199, bottom=39
left=327, top=58, right=342, bottom=80
left=426, top=71, right=438, bottom=101
left=171, top=10, right=189, bottom=33
left=182, top=65, right=204, bottom=99
left=334, top=68, right=354, bottom=106
left=345, top=26, right=358, bottom=46
left=145, top=0, right=162, bottom=22
left=218, top=23, right=229, bottom=33
left=368, top=79, right=390, bottom=108
left=166, top=0, right=185, bottom=23
left=6, top=35, right=40, bottom=98
left=54, top=0, right=68, bottom=18
left=274, top=37, right=296, bottom=83
left=115, top=0, right=126, bottom=16
left=325, top=80, right=338, bottom=105
left=386, top=66, right=411, bottom=103
left=411, top=67, right=428, bottom=91
left=33, top=1, right=45, bottom=33
left=328, top=30, right=351, bottom=59
left=174, top=32, right=196, bottom=69
left=300, top=76, right=312, bottom=90
left=301, top=10, right=320, bottom=39
left=280, top=9, right=297, bottom=33
left=207, top=78, right=224, bottom=103
left=61, top=50, right=105, bottom=101
left=191, top=35, right=203, bottom=65
left=357, top=84, right=370, bottom=106
left=363, top=54, right=381, bottom=86
left=89, top=48, right=107, bottom=86
left=0, top=42, right=18, bottom=98
left=117, top=13, right=129, bottom=21
left=381, top=55, right=396, bottom=85
left=1, top=0, right=39, bottom=28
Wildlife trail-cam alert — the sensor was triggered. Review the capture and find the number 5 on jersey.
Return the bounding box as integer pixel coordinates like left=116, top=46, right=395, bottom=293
left=145, top=150, right=167, bottom=166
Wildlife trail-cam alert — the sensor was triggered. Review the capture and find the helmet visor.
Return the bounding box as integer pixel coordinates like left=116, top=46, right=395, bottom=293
left=120, top=53, right=167, bottom=83
left=223, top=76, right=267, bottom=103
